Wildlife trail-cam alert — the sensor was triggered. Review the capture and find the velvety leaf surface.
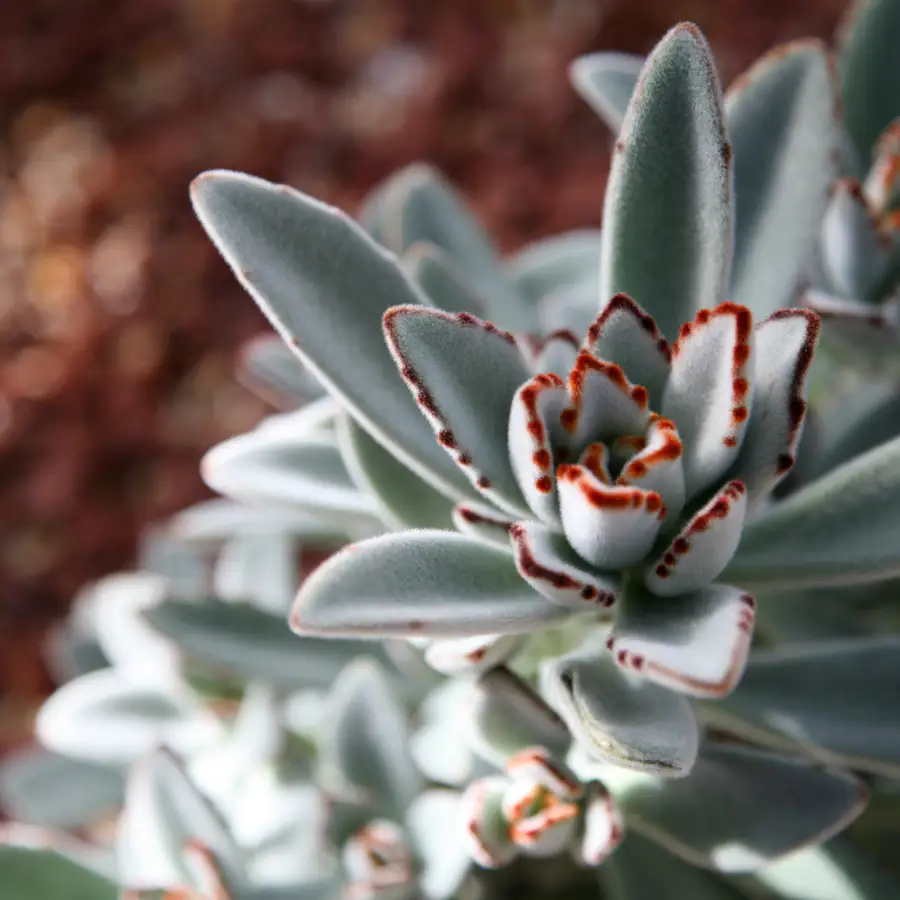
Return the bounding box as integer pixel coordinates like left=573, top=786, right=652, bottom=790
left=402, top=243, right=485, bottom=316
left=731, top=310, right=818, bottom=501
left=709, top=637, right=900, bottom=776
left=599, top=24, right=733, bottom=340
left=326, top=658, right=422, bottom=816
left=540, top=646, right=699, bottom=776
left=190, top=170, right=477, bottom=503
left=383, top=305, right=531, bottom=515
left=724, top=434, right=900, bottom=587
left=839, top=0, right=900, bottom=164
left=0, top=749, right=124, bottom=829
left=570, top=53, right=643, bottom=134
left=292, top=531, right=568, bottom=638
left=726, top=41, right=837, bottom=316
left=143, top=598, right=384, bottom=690
left=201, top=428, right=379, bottom=518
left=336, top=413, right=455, bottom=529
left=355, top=163, right=522, bottom=328
left=602, top=744, right=867, bottom=873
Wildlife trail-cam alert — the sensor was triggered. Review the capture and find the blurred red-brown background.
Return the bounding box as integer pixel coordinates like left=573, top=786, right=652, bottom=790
left=0, top=0, right=847, bottom=736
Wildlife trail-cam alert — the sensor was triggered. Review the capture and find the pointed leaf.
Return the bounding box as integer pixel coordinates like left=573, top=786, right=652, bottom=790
left=451, top=503, right=515, bottom=551
left=201, top=428, right=379, bottom=518
left=540, top=646, right=699, bottom=776
left=599, top=24, right=733, bottom=340
left=292, top=531, right=568, bottom=638
left=710, top=637, right=900, bottom=777
left=724, top=433, right=900, bottom=587
left=326, top=658, right=422, bottom=816
left=506, top=229, right=602, bottom=303
left=35, top=670, right=222, bottom=766
left=839, top=0, right=900, bottom=163
left=570, top=53, right=643, bottom=134
left=726, top=41, right=838, bottom=315
left=383, top=305, right=531, bottom=514
left=190, top=170, right=476, bottom=503
left=609, top=582, right=754, bottom=699
left=603, top=744, right=867, bottom=872
left=142, top=598, right=384, bottom=690
left=336, top=409, right=455, bottom=530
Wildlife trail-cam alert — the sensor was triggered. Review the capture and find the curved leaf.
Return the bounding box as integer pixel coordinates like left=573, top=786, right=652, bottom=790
left=190, top=170, right=477, bottom=504
left=725, top=433, right=900, bottom=587
left=709, top=637, right=900, bottom=777
left=506, top=229, right=602, bottom=304
left=292, top=531, right=568, bottom=638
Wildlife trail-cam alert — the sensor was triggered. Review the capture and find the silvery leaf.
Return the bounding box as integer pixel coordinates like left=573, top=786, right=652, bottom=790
left=356, top=163, right=523, bottom=329
left=0, top=829, right=117, bottom=900
left=383, top=305, right=531, bottom=515
left=570, top=53, right=643, bottom=134
left=291, top=531, right=568, bottom=638
left=143, top=597, right=384, bottom=690
left=724, top=433, right=900, bottom=587
left=505, top=229, right=602, bottom=304
left=709, top=636, right=900, bottom=777
left=326, top=658, right=422, bottom=817
left=405, top=790, right=471, bottom=900
left=336, top=412, right=454, bottom=530
left=213, top=532, right=297, bottom=615
left=599, top=24, right=733, bottom=340
left=540, top=646, right=699, bottom=776
left=0, top=748, right=124, bottom=830
left=726, top=41, right=837, bottom=316
left=839, top=0, right=900, bottom=164
left=191, top=170, right=477, bottom=504
left=401, top=242, right=485, bottom=315
left=600, top=744, right=867, bottom=873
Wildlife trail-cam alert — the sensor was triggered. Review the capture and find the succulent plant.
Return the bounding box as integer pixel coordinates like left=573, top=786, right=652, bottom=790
left=9, top=4, right=900, bottom=900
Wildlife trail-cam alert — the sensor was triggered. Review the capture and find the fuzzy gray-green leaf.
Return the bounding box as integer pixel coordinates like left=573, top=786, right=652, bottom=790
left=190, top=170, right=478, bottom=504
left=291, top=531, right=568, bottom=638
left=570, top=53, right=643, bottom=134
left=726, top=41, right=837, bottom=316
left=599, top=23, right=733, bottom=339
left=839, top=0, right=900, bottom=165
left=724, top=433, right=900, bottom=587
